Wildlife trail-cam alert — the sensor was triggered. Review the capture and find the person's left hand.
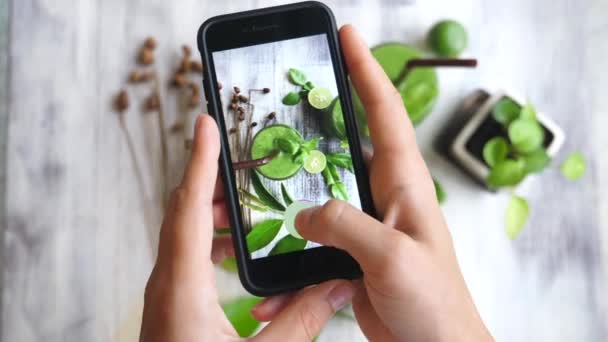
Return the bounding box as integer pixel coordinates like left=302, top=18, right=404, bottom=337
left=140, top=114, right=356, bottom=342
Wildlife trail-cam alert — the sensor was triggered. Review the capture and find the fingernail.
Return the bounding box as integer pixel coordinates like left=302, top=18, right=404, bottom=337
left=328, top=282, right=355, bottom=311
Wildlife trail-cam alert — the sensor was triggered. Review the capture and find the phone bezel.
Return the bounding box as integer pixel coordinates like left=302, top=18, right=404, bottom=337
left=197, top=1, right=375, bottom=296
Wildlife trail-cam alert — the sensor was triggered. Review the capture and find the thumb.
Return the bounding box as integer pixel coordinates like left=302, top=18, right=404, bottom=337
left=252, top=280, right=356, bottom=342
left=295, top=200, right=403, bottom=270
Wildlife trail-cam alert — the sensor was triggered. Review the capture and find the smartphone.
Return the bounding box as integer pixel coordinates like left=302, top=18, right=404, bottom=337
left=197, top=1, right=374, bottom=296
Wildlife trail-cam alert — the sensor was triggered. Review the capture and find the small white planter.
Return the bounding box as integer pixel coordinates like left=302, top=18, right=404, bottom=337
left=450, top=90, right=565, bottom=188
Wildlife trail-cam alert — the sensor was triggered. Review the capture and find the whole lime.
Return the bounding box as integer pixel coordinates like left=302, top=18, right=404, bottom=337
left=427, top=20, right=468, bottom=57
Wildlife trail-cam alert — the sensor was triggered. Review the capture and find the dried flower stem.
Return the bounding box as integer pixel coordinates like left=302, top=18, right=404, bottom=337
left=151, top=71, right=170, bottom=208
left=118, top=113, right=146, bottom=196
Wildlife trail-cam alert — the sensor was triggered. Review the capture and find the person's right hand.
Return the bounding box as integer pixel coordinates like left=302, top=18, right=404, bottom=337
left=252, top=25, right=493, bottom=341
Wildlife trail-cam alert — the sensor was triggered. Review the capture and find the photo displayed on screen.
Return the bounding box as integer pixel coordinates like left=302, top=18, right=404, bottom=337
left=213, top=34, right=361, bottom=259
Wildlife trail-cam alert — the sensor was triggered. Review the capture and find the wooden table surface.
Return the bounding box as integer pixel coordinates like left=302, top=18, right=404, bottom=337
left=1, top=0, right=606, bottom=341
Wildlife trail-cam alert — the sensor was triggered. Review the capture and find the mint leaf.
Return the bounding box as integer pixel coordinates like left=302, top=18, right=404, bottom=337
left=269, top=235, right=307, bottom=256
left=522, top=149, right=551, bottom=173
left=487, top=159, right=526, bottom=188
left=275, top=137, right=300, bottom=155
left=300, top=137, right=322, bottom=152
left=492, top=98, right=521, bottom=126
left=250, top=171, right=286, bottom=211
left=288, top=68, right=307, bottom=86
left=282, top=92, right=301, bottom=105
left=508, top=118, right=545, bottom=154
left=280, top=183, right=294, bottom=206
left=339, top=140, right=350, bottom=149
left=222, top=296, right=262, bottom=337
left=505, top=196, right=529, bottom=240
left=292, top=150, right=308, bottom=164
left=482, top=137, right=509, bottom=167
left=246, top=219, right=283, bottom=252
left=303, top=81, right=315, bottom=91
left=560, top=152, right=586, bottom=181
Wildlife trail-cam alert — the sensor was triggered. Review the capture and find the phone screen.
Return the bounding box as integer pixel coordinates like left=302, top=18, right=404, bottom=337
left=212, top=33, right=362, bottom=259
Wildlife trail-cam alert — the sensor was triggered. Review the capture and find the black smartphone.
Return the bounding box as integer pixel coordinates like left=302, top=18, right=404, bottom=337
left=197, top=1, right=374, bottom=296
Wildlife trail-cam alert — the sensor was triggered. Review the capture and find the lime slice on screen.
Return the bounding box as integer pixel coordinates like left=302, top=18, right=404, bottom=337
left=303, top=150, right=326, bottom=174
left=308, top=87, right=333, bottom=109
left=283, top=201, right=317, bottom=239
left=352, top=43, right=439, bottom=134
left=251, top=125, right=303, bottom=180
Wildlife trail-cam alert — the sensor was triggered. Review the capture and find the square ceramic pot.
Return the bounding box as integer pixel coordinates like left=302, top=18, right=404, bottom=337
left=450, top=90, right=565, bottom=188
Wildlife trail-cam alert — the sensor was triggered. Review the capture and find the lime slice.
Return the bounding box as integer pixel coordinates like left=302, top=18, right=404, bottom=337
left=251, top=125, right=303, bottom=180
left=427, top=20, right=468, bottom=57
left=303, top=150, right=326, bottom=174
left=308, top=87, right=333, bottom=109
left=352, top=43, right=439, bottom=134
left=283, top=201, right=317, bottom=239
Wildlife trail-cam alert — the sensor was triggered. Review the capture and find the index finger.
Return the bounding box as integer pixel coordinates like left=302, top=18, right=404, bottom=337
left=339, top=25, right=416, bottom=154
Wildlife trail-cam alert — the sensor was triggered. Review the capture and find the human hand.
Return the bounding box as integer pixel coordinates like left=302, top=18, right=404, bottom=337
left=253, top=25, right=493, bottom=341
left=140, top=115, right=357, bottom=341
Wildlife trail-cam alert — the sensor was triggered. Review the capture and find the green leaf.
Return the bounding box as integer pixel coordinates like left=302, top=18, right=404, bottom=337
left=269, top=235, right=307, bottom=256
left=330, top=182, right=349, bottom=201
left=239, top=188, right=271, bottom=213
left=433, top=178, right=446, bottom=204
left=505, top=196, right=529, bottom=240
left=303, top=81, right=315, bottom=91
left=292, top=150, right=308, bottom=164
left=339, top=140, right=350, bottom=149
left=222, top=296, right=262, bottom=337
left=326, top=153, right=354, bottom=172
left=281, top=183, right=294, bottom=206
left=282, top=92, right=301, bottom=105
left=322, top=166, right=335, bottom=186
left=482, top=137, right=509, bottom=167
left=300, top=137, right=322, bottom=152
left=288, top=68, right=307, bottom=86
left=520, top=103, right=537, bottom=120
left=246, top=219, right=283, bottom=252
left=508, top=118, right=545, bottom=154
left=276, top=137, right=300, bottom=155
left=486, top=159, right=526, bottom=188
left=327, top=163, right=340, bottom=181
left=492, top=98, right=521, bottom=126
left=522, top=149, right=551, bottom=173
left=250, top=171, right=286, bottom=212
left=560, top=152, right=586, bottom=181
left=220, top=257, right=238, bottom=273
left=299, top=89, right=309, bottom=98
